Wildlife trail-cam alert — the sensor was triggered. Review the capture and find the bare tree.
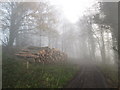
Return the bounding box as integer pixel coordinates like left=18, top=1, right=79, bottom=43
left=0, top=1, right=59, bottom=50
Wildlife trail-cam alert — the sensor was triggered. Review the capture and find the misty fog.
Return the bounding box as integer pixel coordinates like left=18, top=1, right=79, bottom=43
left=0, top=0, right=119, bottom=88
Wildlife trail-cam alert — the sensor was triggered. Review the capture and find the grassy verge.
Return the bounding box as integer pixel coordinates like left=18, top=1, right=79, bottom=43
left=2, top=54, right=79, bottom=88
left=97, top=63, right=118, bottom=88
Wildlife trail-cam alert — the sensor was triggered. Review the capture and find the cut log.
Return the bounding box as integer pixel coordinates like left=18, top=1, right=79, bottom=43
left=15, top=46, right=68, bottom=64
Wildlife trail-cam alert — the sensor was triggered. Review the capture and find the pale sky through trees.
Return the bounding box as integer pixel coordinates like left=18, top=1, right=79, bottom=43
left=49, top=0, right=97, bottom=23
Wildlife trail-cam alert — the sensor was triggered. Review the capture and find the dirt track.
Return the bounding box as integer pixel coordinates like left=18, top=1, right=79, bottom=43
left=66, top=61, right=108, bottom=88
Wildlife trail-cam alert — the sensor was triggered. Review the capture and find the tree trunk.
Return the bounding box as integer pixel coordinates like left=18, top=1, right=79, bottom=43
left=88, top=36, right=96, bottom=61
left=7, top=31, right=16, bottom=48
left=100, top=26, right=106, bottom=64
left=48, top=37, right=51, bottom=48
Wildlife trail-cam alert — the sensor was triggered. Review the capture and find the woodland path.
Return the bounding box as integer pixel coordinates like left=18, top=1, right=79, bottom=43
left=66, top=61, right=108, bottom=88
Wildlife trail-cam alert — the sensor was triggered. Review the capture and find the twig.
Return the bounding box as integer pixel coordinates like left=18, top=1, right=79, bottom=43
left=0, top=38, right=7, bottom=46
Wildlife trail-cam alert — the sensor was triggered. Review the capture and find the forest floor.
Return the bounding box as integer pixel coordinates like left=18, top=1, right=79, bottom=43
left=65, top=60, right=117, bottom=88
left=2, top=53, right=80, bottom=88
left=2, top=50, right=118, bottom=88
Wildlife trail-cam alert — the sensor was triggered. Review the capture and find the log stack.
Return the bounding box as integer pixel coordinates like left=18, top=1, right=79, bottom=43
left=15, top=46, right=67, bottom=64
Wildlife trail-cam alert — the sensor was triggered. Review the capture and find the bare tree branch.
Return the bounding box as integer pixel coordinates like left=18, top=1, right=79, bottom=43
left=0, top=38, right=7, bottom=46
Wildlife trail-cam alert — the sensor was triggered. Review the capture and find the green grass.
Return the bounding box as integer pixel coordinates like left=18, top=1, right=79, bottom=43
left=2, top=54, right=79, bottom=88
left=97, top=63, right=118, bottom=88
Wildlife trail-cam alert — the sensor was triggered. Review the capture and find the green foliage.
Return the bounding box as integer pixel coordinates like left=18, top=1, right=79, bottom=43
left=2, top=54, right=79, bottom=88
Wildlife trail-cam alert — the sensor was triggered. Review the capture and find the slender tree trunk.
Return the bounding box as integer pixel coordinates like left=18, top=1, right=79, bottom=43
left=100, top=26, right=106, bottom=64
left=48, top=37, right=51, bottom=48
left=7, top=30, right=16, bottom=49
left=40, top=36, right=42, bottom=47
left=61, top=39, right=64, bottom=52
left=7, top=8, right=18, bottom=49
left=88, top=36, right=96, bottom=61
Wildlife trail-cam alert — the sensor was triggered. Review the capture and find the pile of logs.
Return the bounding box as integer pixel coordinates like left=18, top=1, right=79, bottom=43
left=15, top=46, right=67, bottom=64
